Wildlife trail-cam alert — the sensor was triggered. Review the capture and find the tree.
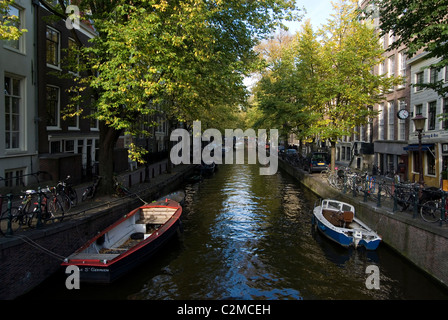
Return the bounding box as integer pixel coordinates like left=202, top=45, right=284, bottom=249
left=376, top=0, right=448, bottom=97
left=300, top=0, right=400, bottom=171
left=252, top=0, right=401, bottom=171
left=41, top=0, right=301, bottom=194
left=253, top=30, right=308, bottom=141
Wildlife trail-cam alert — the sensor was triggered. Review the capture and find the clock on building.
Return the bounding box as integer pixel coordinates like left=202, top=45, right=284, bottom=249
left=397, top=109, right=409, bottom=120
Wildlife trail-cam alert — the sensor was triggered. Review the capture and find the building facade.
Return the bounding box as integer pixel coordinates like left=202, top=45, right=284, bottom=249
left=408, top=53, right=448, bottom=188
left=36, top=5, right=98, bottom=183
left=336, top=0, right=412, bottom=177
left=0, top=0, right=39, bottom=187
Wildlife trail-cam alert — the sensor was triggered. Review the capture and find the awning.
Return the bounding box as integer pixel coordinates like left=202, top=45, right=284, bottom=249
left=403, top=144, right=434, bottom=151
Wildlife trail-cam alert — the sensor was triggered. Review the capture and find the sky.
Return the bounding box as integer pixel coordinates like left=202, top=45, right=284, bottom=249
left=244, top=1, right=334, bottom=88
left=286, top=0, right=335, bottom=33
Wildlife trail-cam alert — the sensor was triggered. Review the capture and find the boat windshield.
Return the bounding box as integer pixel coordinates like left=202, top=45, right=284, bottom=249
left=323, top=200, right=354, bottom=213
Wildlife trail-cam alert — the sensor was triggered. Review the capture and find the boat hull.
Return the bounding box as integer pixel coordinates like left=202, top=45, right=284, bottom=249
left=314, top=217, right=381, bottom=250
left=312, top=199, right=381, bottom=251
left=73, top=219, right=182, bottom=283
left=62, top=199, right=183, bottom=283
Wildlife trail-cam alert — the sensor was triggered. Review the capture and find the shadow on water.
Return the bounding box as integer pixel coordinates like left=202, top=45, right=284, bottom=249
left=20, top=160, right=448, bottom=300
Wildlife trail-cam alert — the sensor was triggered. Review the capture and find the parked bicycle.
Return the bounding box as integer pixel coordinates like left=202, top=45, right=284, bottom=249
left=82, top=175, right=101, bottom=201
left=0, top=188, right=64, bottom=234
left=113, top=175, right=132, bottom=197
left=56, top=175, right=78, bottom=210
left=419, top=190, right=447, bottom=223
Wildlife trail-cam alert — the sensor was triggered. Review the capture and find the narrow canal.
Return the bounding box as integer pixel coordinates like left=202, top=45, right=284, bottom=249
left=22, top=160, right=448, bottom=300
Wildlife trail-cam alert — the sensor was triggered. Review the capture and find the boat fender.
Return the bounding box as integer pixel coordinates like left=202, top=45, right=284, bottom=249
left=131, top=232, right=145, bottom=240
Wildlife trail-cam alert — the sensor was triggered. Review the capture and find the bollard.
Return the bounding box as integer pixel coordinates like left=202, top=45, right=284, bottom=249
left=377, top=184, right=382, bottom=208
left=352, top=176, right=357, bottom=197
left=441, top=191, right=447, bottom=227
left=393, top=185, right=398, bottom=212
left=343, top=175, right=347, bottom=194
left=6, top=193, right=13, bottom=235
left=364, top=179, right=368, bottom=202
left=36, top=187, right=43, bottom=228
left=412, top=185, right=419, bottom=219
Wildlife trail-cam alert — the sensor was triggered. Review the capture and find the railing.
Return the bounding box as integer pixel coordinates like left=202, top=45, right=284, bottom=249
left=282, top=155, right=448, bottom=226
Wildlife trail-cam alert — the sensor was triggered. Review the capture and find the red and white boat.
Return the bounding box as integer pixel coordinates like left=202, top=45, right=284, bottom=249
left=61, top=197, right=183, bottom=283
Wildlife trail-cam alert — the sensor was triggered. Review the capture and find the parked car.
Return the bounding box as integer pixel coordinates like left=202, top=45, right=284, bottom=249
left=304, top=152, right=329, bottom=173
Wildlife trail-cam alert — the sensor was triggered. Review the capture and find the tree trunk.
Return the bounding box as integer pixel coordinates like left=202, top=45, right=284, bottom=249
left=98, top=122, right=123, bottom=195
left=330, top=140, right=336, bottom=172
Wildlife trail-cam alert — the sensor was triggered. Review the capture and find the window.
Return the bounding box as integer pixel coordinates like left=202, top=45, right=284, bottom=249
left=415, top=72, right=424, bottom=91
left=68, top=38, right=80, bottom=74
left=388, top=101, right=394, bottom=140
left=4, top=76, right=21, bottom=150
left=4, top=168, right=24, bottom=187
left=379, top=60, right=386, bottom=75
left=413, top=151, right=420, bottom=173
left=398, top=99, right=406, bottom=140
left=378, top=103, right=385, bottom=140
left=443, top=98, right=448, bottom=130
left=46, top=26, right=60, bottom=67
left=397, top=51, right=406, bottom=88
left=429, top=68, right=438, bottom=84
left=428, top=101, right=437, bottom=130
left=426, top=146, right=436, bottom=176
left=4, top=5, right=24, bottom=51
left=46, top=85, right=60, bottom=128
left=67, top=91, right=79, bottom=129
left=388, top=55, right=395, bottom=77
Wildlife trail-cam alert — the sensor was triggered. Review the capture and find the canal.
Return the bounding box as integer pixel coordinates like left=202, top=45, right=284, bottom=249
left=21, top=160, right=448, bottom=300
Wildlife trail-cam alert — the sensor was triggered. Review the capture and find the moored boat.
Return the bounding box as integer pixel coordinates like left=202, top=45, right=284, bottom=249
left=156, top=190, right=185, bottom=205
left=61, top=198, right=182, bottom=283
left=312, top=199, right=381, bottom=250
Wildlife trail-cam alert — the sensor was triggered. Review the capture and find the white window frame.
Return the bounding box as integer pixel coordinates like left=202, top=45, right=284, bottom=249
left=3, top=4, right=25, bottom=53
left=46, top=85, right=61, bottom=130
left=4, top=75, right=24, bottom=151
left=46, top=26, right=61, bottom=69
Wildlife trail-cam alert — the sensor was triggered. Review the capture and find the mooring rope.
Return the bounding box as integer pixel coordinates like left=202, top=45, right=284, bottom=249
left=8, top=234, right=66, bottom=261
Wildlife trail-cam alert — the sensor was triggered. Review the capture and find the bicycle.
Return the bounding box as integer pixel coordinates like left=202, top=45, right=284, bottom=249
left=56, top=175, right=78, bottom=209
left=0, top=195, right=19, bottom=236
left=113, top=175, right=131, bottom=197
left=420, top=190, right=446, bottom=223
left=0, top=188, right=63, bottom=234
left=82, top=175, right=101, bottom=201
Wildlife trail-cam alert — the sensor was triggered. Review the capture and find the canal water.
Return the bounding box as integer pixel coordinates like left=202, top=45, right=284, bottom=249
left=22, top=161, right=448, bottom=300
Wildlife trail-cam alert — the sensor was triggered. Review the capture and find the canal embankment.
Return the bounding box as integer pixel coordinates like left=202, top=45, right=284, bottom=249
left=0, top=161, right=195, bottom=300
left=279, top=158, right=448, bottom=289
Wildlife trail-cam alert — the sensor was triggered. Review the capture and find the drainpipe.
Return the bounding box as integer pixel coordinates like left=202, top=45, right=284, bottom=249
left=32, top=0, right=39, bottom=175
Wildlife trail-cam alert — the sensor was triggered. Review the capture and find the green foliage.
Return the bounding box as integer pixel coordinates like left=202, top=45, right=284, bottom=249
left=252, top=0, right=401, bottom=169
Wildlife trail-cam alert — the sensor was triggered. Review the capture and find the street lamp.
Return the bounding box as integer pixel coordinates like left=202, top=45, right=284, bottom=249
left=412, top=114, right=427, bottom=186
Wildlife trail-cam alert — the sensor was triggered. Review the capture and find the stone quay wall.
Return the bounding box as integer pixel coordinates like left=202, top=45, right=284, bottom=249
left=0, top=163, right=195, bottom=300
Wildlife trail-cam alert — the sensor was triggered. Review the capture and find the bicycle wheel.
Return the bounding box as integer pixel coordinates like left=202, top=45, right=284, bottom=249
left=48, top=198, right=65, bottom=222
left=420, top=200, right=441, bottom=223
left=82, top=186, right=93, bottom=201
left=0, top=207, right=20, bottom=235
left=67, top=188, right=78, bottom=207
left=58, top=193, right=71, bottom=213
